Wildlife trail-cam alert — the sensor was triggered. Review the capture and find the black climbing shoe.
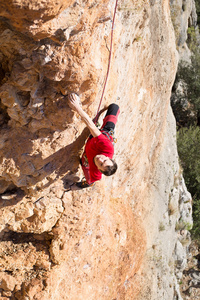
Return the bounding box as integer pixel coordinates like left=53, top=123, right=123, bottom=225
left=75, top=180, right=94, bottom=189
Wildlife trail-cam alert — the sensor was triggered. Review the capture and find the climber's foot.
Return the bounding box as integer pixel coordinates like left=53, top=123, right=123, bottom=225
left=75, top=180, right=94, bottom=189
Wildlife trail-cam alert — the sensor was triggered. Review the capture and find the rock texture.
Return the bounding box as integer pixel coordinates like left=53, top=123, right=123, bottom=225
left=0, top=0, right=193, bottom=299
left=137, top=106, right=193, bottom=300
left=170, top=0, right=198, bottom=60
left=180, top=241, right=200, bottom=300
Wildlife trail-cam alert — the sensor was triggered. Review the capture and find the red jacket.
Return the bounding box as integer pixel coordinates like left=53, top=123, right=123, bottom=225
left=81, top=133, right=114, bottom=184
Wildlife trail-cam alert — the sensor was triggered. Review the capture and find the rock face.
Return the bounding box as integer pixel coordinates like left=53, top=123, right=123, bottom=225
left=180, top=241, right=200, bottom=299
left=170, top=0, right=198, bottom=60
left=0, top=0, right=193, bottom=299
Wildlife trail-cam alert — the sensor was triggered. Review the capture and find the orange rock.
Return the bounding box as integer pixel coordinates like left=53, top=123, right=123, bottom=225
left=0, top=0, right=180, bottom=299
left=0, top=272, right=16, bottom=291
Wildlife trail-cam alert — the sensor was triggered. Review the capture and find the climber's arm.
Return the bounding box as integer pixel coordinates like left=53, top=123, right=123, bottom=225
left=68, top=93, right=101, bottom=138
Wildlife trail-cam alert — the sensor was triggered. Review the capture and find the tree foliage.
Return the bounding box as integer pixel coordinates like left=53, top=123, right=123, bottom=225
left=177, top=126, right=200, bottom=195
left=172, top=48, right=200, bottom=128
left=196, top=0, right=200, bottom=26
left=178, top=51, right=200, bottom=111
left=177, top=126, right=200, bottom=240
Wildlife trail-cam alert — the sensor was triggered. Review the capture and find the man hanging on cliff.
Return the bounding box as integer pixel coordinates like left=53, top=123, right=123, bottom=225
left=68, top=93, right=120, bottom=188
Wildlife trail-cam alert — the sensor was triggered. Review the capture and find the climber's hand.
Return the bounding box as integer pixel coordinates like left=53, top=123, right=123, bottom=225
left=68, top=93, right=82, bottom=112
left=67, top=93, right=101, bottom=137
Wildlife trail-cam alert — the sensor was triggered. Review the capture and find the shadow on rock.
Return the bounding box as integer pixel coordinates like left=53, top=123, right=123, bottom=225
left=39, top=126, right=90, bottom=190
left=0, top=188, right=25, bottom=208
left=1, top=125, right=90, bottom=194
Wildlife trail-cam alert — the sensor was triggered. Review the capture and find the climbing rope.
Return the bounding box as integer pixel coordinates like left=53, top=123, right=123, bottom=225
left=94, top=0, right=119, bottom=124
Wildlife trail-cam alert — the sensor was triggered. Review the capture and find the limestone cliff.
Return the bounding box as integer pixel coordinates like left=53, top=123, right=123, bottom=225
left=0, top=0, right=192, bottom=299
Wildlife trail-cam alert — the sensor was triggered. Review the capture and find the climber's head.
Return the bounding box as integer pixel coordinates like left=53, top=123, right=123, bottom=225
left=94, top=154, right=118, bottom=176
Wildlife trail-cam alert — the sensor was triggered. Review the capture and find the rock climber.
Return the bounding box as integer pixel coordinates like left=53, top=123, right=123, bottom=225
left=68, top=93, right=120, bottom=188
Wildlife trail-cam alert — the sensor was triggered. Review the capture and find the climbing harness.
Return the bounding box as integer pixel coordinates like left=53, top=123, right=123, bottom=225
left=94, top=0, right=119, bottom=124
left=80, top=152, right=92, bottom=184
left=101, top=129, right=117, bottom=145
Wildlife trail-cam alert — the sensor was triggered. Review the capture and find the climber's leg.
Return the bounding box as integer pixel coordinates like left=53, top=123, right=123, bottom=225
left=101, top=103, right=120, bottom=132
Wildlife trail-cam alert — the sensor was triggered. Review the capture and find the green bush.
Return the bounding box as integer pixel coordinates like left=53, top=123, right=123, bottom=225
left=179, top=51, right=200, bottom=108
left=177, top=126, right=200, bottom=240
left=195, top=0, right=200, bottom=26
left=172, top=49, right=200, bottom=127
left=187, top=26, right=198, bottom=52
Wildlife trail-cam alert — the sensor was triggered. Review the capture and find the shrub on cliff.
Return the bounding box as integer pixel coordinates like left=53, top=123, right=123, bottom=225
left=196, top=0, right=200, bottom=26
left=177, top=126, right=200, bottom=240
left=172, top=49, right=200, bottom=127
left=187, top=26, right=198, bottom=52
